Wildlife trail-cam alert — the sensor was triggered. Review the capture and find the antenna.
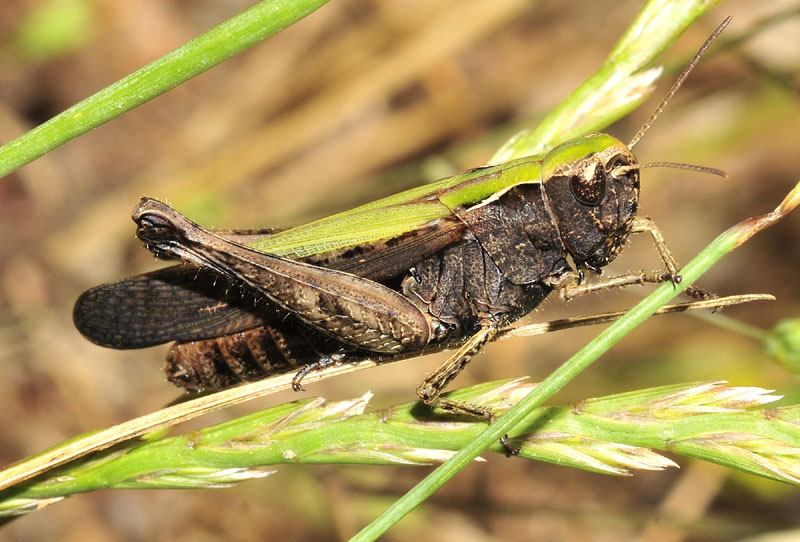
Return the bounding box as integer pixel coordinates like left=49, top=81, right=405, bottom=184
left=613, top=161, right=728, bottom=179
left=628, top=16, right=732, bottom=149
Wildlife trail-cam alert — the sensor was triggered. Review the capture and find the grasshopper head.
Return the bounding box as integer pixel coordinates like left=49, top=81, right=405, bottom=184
left=542, top=133, right=640, bottom=271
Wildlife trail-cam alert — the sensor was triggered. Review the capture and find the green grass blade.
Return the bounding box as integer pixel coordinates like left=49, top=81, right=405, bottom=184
left=491, top=0, right=724, bottom=162
left=0, top=0, right=329, bottom=179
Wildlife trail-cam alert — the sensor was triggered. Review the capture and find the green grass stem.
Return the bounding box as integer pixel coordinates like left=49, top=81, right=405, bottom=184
left=0, top=0, right=329, bottom=178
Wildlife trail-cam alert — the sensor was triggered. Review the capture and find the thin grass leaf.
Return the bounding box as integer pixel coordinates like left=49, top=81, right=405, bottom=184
left=0, top=0, right=330, bottom=178
left=491, top=0, right=724, bottom=161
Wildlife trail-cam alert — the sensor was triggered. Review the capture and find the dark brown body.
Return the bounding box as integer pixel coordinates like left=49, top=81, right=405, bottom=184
left=74, top=136, right=641, bottom=393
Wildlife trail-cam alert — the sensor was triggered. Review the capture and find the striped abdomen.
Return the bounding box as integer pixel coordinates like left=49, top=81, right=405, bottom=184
left=165, top=322, right=361, bottom=392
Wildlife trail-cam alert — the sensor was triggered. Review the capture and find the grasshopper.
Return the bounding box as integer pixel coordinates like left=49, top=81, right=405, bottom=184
left=75, top=20, right=734, bottom=421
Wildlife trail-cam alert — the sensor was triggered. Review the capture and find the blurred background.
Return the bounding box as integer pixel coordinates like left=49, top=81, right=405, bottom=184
left=1, top=0, right=799, bottom=540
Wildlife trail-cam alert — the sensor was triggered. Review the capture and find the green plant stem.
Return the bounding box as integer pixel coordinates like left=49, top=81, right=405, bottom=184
left=492, top=0, right=723, bottom=161
left=0, top=0, right=329, bottom=178
left=352, top=178, right=800, bottom=541
left=696, top=311, right=772, bottom=342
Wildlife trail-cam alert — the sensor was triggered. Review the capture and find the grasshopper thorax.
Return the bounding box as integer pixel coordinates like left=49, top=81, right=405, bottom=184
left=542, top=133, right=640, bottom=271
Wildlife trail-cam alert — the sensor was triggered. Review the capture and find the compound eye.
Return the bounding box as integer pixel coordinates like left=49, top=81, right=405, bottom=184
left=570, top=162, right=606, bottom=206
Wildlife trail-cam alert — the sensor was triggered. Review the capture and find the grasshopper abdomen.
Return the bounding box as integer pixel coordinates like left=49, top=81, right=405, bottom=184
left=166, top=321, right=362, bottom=391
